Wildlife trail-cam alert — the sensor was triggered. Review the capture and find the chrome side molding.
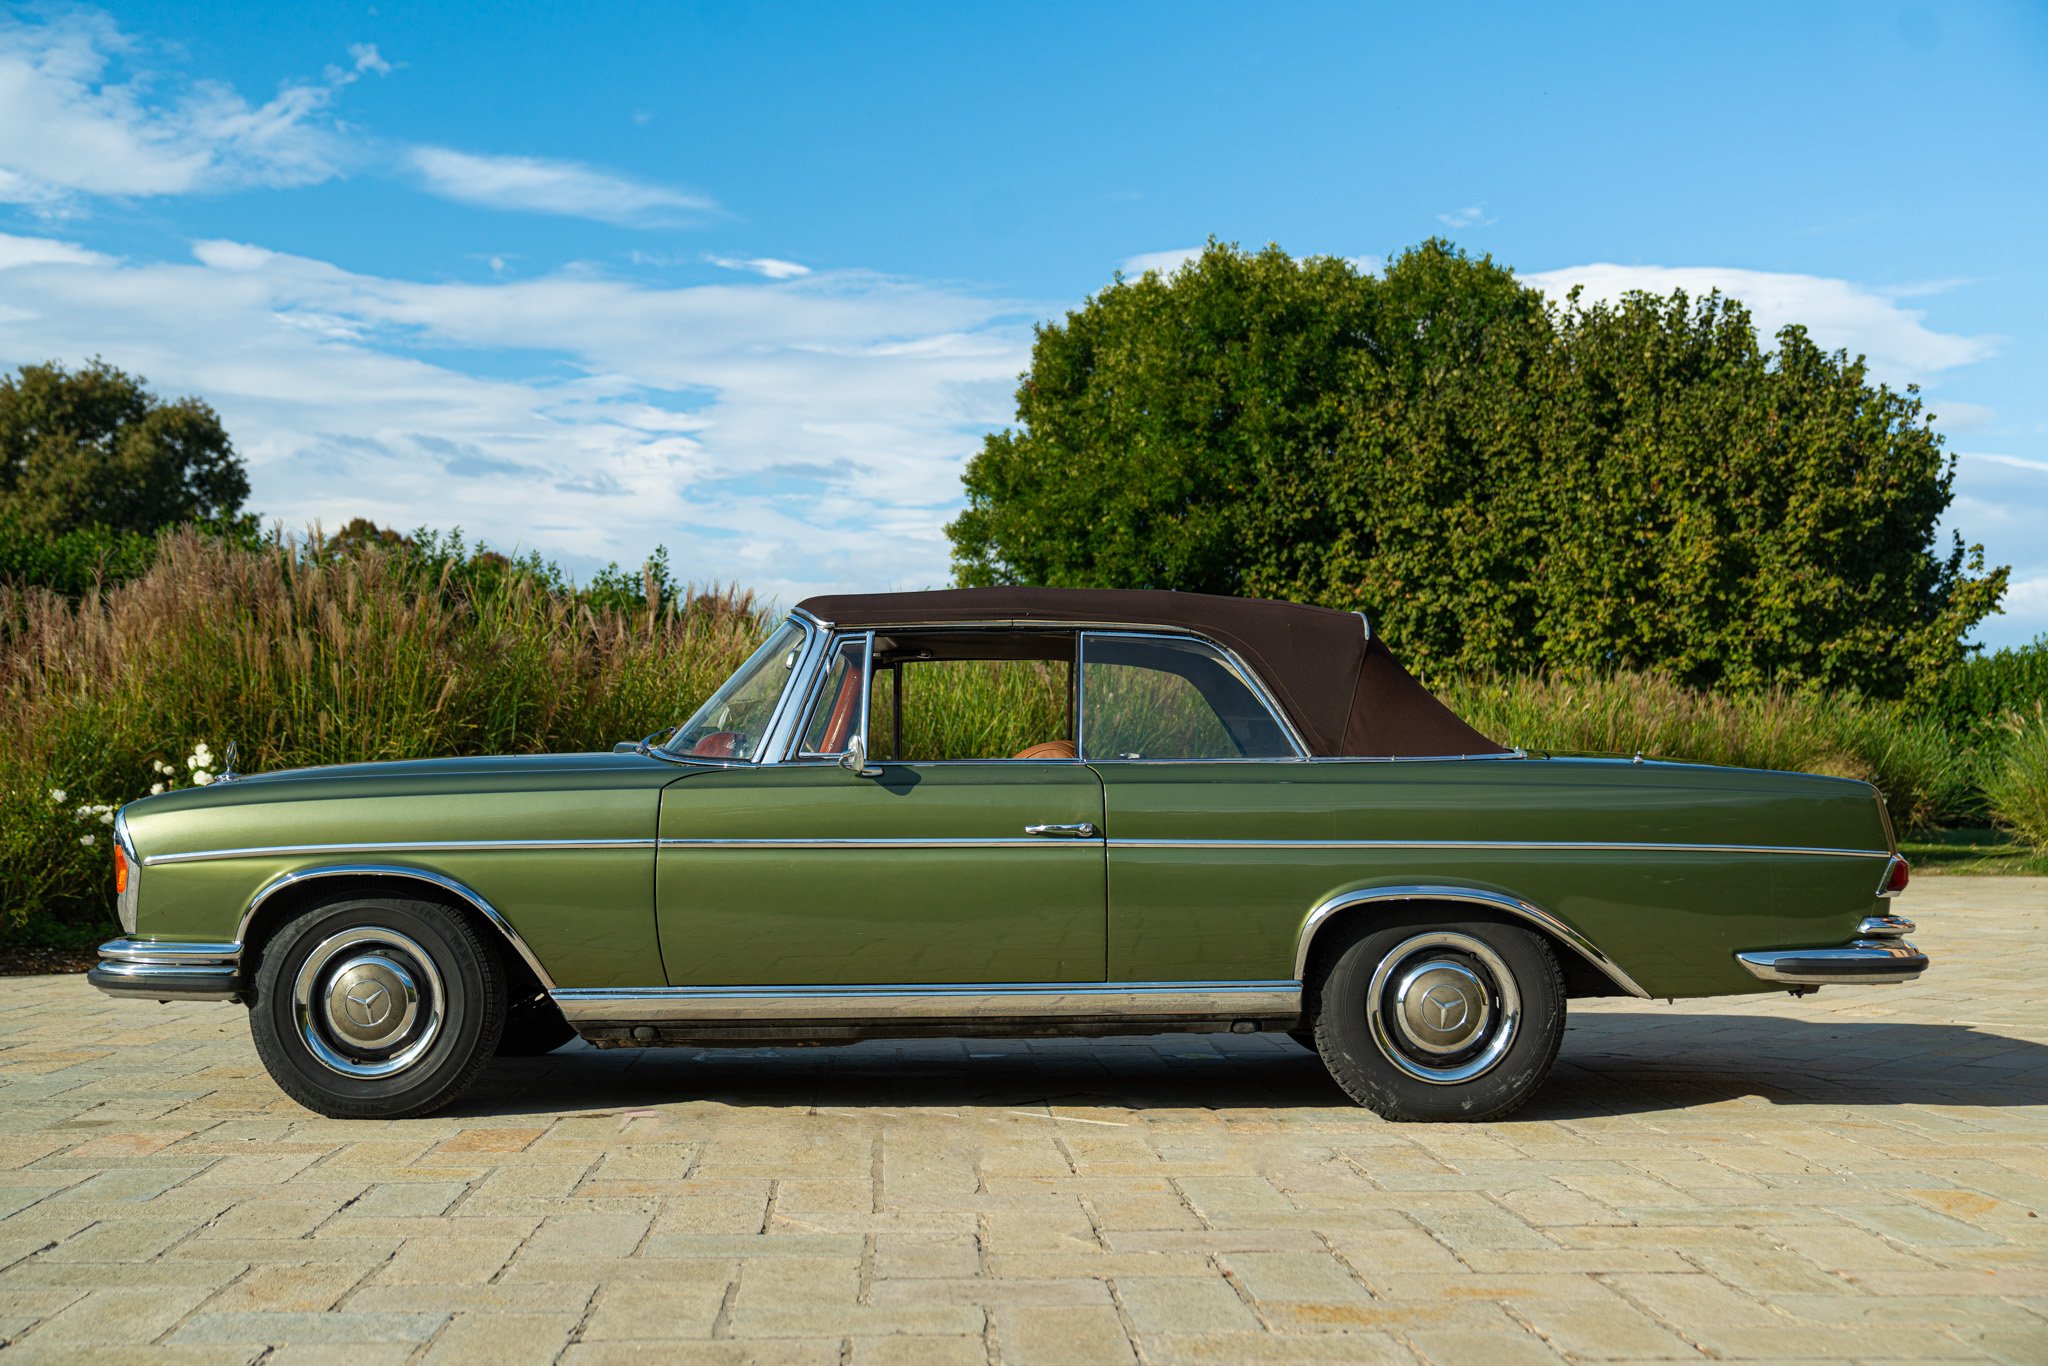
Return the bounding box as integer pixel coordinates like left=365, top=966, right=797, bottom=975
left=552, top=980, right=1301, bottom=1025
left=88, top=938, right=241, bottom=1001
left=1736, top=940, right=1929, bottom=986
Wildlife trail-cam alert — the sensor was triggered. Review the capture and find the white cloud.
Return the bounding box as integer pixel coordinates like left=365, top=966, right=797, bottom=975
left=706, top=255, right=810, bottom=280
left=346, top=43, right=392, bottom=77
left=405, top=146, right=715, bottom=226
left=1960, top=451, right=2048, bottom=476
left=1436, top=205, right=1493, bottom=229
left=0, top=231, right=1037, bottom=603
left=0, top=9, right=366, bottom=208
left=1521, top=264, right=1994, bottom=387
left=2000, top=576, right=2048, bottom=632
left=1121, top=247, right=1204, bottom=278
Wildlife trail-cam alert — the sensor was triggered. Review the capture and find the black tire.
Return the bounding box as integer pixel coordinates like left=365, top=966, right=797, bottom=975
left=248, top=894, right=506, bottom=1119
left=1309, top=917, right=1565, bottom=1122
left=497, top=991, right=576, bottom=1057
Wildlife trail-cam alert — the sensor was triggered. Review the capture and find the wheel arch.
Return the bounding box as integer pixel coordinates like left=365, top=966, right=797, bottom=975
left=235, top=864, right=556, bottom=996
left=1294, top=884, right=1650, bottom=1000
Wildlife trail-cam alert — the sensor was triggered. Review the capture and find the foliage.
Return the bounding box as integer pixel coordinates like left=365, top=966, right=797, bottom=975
left=1437, top=670, right=1968, bottom=830
left=949, top=240, right=2006, bottom=702
left=0, top=514, right=160, bottom=596
left=1934, top=635, right=2048, bottom=736
left=1982, top=705, right=2048, bottom=852
left=0, top=531, right=767, bottom=936
left=0, top=360, right=249, bottom=537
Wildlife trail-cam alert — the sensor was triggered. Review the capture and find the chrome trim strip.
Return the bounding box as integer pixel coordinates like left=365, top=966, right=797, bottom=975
left=1121, top=839, right=1888, bottom=859
left=144, top=838, right=656, bottom=867
left=1736, top=940, right=1928, bottom=986
left=552, top=979, right=1301, bottom=1024
left=235, top=864, right=560, bottom=993
left=1858, top=914, right=1915, bottom=939
left=658, top=837, right=1094, bottom=850
left=98, top=938, right=240, bottom=964
left=1293, top=884, right=1653, bottom=998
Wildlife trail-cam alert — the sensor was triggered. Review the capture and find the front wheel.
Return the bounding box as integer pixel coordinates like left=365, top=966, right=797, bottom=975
left=1310, top=918, right=1565, bottom=1122
left=249, top=895, right=507, bottom=1119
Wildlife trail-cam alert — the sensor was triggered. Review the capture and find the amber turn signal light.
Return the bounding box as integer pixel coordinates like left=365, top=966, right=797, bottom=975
left=113, top=844, right=128, bottom=895
left=1883, top=856, right=1909, bottom=895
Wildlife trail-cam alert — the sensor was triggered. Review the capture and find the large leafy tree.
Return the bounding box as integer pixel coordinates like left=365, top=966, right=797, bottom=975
left=0, top=359, right=248, bottom=537
left=950, top=241, right=2005, bottom=699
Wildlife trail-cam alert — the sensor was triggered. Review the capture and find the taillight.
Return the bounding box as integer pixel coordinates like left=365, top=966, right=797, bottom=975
left=1882, top=856, right=1909, bottom=896
left=114, top=844, right=129, bottom=895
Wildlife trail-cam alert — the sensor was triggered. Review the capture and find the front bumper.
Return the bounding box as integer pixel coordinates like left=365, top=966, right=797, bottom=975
left=87, top=938, right=242, bottom=1002
left=1736, top=915, right=1928, bottom=987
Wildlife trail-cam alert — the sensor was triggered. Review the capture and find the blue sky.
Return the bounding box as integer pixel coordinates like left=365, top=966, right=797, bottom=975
left=2, top=1, right=2045, bottom=644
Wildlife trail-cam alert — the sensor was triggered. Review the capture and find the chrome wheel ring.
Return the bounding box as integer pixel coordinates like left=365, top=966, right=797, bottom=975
left=1366, top=931, right=1521, bottom=1085
left=292, top=927, right=445, bottom=1079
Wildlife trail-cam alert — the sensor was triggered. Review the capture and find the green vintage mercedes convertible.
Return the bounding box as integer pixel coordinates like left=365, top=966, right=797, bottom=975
left=92, top=587, right=1924, bottom=1121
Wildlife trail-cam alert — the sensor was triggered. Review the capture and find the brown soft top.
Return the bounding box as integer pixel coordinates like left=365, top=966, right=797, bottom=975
left=794, top=586, right=1506, bottom=759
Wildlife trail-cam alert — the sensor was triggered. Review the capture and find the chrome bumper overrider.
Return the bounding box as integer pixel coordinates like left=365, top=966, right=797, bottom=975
left=87, top=938, right=242, bottom=1001
left=1736, top=917, right=1927, bottom=987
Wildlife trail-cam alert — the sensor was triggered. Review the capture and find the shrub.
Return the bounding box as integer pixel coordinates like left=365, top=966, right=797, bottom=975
left=1984, top=706, right=2048, bottom=851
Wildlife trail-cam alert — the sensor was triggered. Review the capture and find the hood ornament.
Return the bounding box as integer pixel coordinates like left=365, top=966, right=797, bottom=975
left=219, top=741, right=241, bottom=783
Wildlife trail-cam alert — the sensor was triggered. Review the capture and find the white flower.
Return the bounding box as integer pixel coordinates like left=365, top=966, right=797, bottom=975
left=189, top=744, right=213, bottom=770
left=152, top=760, right=173, bottom=776
left=99, top=811, right=114, bottom=825
left=78, top=834, right=94, bottom=846
left=75, top=807, right=90, bottom=819
left=149, top=783, right=164, bottom=796
left=48, top=788, right=66, bottom=804
left=191, top=771, right=213, bottom=786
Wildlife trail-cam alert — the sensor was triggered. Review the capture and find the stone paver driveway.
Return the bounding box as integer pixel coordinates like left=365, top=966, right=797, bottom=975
left=2, top=876, right=2045, bottom=1364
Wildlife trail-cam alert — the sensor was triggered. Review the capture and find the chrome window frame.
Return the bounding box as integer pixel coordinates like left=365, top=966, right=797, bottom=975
left=785, top=629, right=877, bottom=763
left=1077, top=629, right=1307, bottom=763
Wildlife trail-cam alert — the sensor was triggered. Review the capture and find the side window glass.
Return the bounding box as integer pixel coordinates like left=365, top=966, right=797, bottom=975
left=1081, top=635, right=1295, bottom=760
left=800, top=634, right=870, bottom=756
left=871, top=656, right=1073, bottom=762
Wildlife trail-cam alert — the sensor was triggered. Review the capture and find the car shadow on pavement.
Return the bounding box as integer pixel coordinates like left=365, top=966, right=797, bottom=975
left=445, top=1012, right=2048, bottom=1121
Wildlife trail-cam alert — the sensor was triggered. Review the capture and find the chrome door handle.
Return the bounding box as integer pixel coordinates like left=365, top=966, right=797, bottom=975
left=1025, top=822, right=1098, bottom=839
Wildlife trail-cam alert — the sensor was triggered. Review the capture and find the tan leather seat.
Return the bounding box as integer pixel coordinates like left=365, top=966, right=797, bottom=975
left=1013, top=739, right=1078, bottom=760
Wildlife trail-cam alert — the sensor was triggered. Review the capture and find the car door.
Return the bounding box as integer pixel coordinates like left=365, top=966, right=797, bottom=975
left=654, top=631, right=1106, bottom=986
left=1080, top=631, right=1315, bottom=983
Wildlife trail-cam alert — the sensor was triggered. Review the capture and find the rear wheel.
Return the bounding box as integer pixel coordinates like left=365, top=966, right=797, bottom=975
left=1310, top=918, right=1565, bottom=1122
left=248, top=895, right=506, bottom=1119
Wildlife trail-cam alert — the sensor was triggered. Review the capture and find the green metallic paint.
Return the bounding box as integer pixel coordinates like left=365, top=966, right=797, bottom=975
left=115, top=747, right=1894, bottom=1005
left=655, top=762, right=1106, bottom=985
left=1095, top=758, right=1889, bottom=997
left=123, top=752, right=675, bottom=987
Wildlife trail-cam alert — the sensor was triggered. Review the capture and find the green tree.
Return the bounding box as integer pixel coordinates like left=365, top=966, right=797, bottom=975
left=949, top=240, right=2006, bottom=699
left=0, top=359, right=248, bottom=537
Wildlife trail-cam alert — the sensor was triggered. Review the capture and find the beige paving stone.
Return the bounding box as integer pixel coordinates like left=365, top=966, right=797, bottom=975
left=994, top=1304, right=1137, bottom=1364
left=420, top=1310, right=580, bottom=1363
left=0, top=875, right=2041, bottom=1361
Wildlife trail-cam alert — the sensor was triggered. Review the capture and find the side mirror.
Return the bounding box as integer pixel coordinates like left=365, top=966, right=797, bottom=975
left=838, top=733, right=880, bottom=779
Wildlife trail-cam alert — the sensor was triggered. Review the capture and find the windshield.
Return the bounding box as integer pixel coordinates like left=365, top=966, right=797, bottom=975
left=666, top=618, right=808, bottom=761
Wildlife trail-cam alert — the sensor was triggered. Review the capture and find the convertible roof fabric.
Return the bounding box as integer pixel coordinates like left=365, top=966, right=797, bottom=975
left=794, top=587, right=1507, bottom=758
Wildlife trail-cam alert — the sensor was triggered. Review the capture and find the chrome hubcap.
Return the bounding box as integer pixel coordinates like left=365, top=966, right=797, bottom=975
left=1367, top=932, right=1520, bottom=1085
left=293, top=928, right=444, bottom=1079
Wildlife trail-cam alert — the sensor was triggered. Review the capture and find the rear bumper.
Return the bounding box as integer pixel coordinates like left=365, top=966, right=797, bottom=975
left=1736, top=939, right=1928, bottom=986
left=87, top=938, right=241, bottom=1002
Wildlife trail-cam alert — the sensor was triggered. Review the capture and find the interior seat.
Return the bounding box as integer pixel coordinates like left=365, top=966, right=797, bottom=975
left=1013, top=739, right=1078, bottom=760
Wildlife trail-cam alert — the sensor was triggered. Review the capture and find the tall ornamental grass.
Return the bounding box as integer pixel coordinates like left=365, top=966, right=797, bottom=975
left=0, top=531, right=766, bottom=933
left=1983, top=706, right=2048, bottom=852
left=1438, top=672, right=1969, bottom=830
